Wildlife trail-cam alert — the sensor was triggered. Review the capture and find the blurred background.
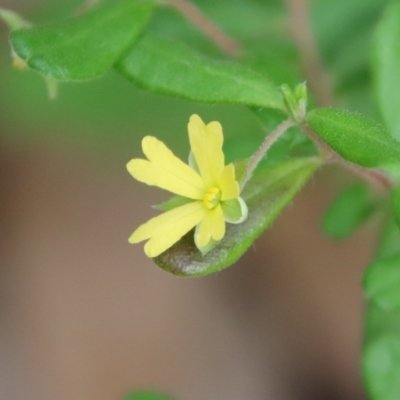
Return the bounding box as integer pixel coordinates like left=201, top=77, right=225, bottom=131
left=0, top=0, right=388, bottom=399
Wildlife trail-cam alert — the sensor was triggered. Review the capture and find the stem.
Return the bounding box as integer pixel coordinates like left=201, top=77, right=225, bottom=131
left=164, top=0, right=241, bottom=56
left=243, top=119, right=295, bottom=187
left=285, top=0, right=333, bottom=106
left=301, top=124, right=395, bottom=190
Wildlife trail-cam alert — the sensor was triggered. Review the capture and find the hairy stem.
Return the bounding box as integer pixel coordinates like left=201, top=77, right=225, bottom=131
left=165, top=0, right=241, bottom=56
left=243, top=119, right=295, bottom=187
left=285, top=0, right=333, bottom=106
left=301, top=124, right=395, bottom=190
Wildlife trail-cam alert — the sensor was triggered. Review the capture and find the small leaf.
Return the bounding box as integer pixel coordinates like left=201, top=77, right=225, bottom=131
left=322, top=183, right=375, bottom=240
left=154, top=157, right=321, bottom=277
left=10, top=0, right=155, bottom=80
left=122, top=391, right=174, bottom=400
left=373, top=1, right=400, bottom=140
left=115, top=33, right=285, bottom=111
left=364, top=254, right=400, bottom=311
left=307, top=108, right=400, bottom=167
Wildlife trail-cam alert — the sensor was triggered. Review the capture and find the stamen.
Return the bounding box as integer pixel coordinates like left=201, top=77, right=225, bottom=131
left=203, top=187, right=221, bottom=209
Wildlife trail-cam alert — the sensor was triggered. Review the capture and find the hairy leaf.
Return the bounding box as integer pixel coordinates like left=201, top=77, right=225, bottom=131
left=116, top=33, right=285, bottom=111
left=154, top=157, right=321, bottom=277
left=10, top=0, right=155, bottom=80
left=373, top=1, right=400, bottom=140
left=322, top=183, right=374, bottom=239
left=307, top=108, right=400, bottom=167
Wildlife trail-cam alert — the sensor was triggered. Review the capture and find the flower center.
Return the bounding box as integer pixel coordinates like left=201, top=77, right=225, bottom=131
left=203, top=187, right=221, bottom=209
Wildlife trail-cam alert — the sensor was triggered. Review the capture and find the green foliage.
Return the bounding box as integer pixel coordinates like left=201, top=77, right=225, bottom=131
left=307, top=108, right=400, bottom=167
left=363, top=220, right=400, bottom=400
left=122, top=391, right=174, bottom=400
left=364, top=255, right=400, bottom=310
left=322, top=183, right=375, bottom=240
left=311, top=0, right=387, bottom=114
left=4, top=0, right=400, bottom=397
left=154, top=157, right=321, bottom=277
left=373, top=1, right=400, bottom=140
left=116, top=33, right=285, bottom=110
left=11, top=0, right=155, bottom=80
left=364, top=304, right=400, bottom=400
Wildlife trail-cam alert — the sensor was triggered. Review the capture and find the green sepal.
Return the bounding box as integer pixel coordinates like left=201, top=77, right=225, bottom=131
left=233, top=158, right=249, bottom=187
left=280, top=82, right=307, bottom=123
left=153, top=196, right=192, bottom=212
left=221, top=198, right=248, bottom=224
left=188, top=151, right=199, bottom=174
left=0, top=7, right=30, bottom=30
left=194, top=234, right=218, bottom=257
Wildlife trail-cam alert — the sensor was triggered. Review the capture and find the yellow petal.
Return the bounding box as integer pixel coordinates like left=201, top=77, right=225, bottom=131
left=188, top=114, right=225, bottom=186
left=127, top=136, right=206, bottom=199
left=129, top=201, right=206, bottom=258
left=194, top=204, right=225, bottom=248
left=218, top=164, right=240, bottom=200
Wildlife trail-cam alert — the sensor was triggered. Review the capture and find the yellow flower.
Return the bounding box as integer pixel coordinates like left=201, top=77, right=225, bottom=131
left=127, top=114, right=248, bottom=258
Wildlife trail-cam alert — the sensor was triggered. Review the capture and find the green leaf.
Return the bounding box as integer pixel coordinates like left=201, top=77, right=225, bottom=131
left=154, top=157, right=321, bottom=277
left=376, top=219, right=400, bottom=266
left=307, top=108, right=400, bottom=167
left=364, top=334, right=400, bottom=400
left=364, top=254, right=400, bottom=310
left=115, top=33, right=285, bottom=111
left=363, top=302, right=400, bottom=400
left=363, top=216, right=400, bottom=400
left=322, top=183, right=375, bottom=240
left=10, top=0, right=155, bottom=80
left=122, top=391, right=174, bottom=400
left=373, top=1, right=400, bottom=140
